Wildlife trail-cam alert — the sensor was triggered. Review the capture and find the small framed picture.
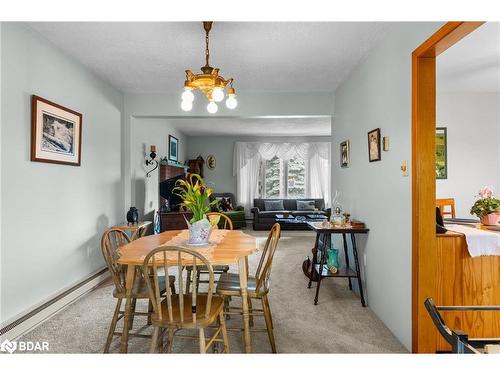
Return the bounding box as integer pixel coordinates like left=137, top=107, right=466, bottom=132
left=206, top=154, right=216, bottom=170
left=31, top=95, right=82, bottom=166
left=436, top=127, right=447, bottom=179
left=368, top=128, right=381, bottom=162
left=168, top=135, right=179, bottom=162
left=340, top=140, right=350, bottom=168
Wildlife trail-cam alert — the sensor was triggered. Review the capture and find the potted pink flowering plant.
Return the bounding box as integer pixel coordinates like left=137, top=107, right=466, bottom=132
left=470, top=186, right=500, bottom=225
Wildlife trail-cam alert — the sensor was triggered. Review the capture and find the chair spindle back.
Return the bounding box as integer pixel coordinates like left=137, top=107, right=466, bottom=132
left=255, top=223, right=281, bottom=293
left=100, top=229, right=131, bottom=295
left=142, top=246, right=215, bottom=324
left=207, top=212, right=234, bottom=230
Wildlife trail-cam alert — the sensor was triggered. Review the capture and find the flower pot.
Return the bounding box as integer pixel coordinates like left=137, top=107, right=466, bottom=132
left=186, top=217, right=212, bottom=245
left=481, top=212, right=500, bottom=226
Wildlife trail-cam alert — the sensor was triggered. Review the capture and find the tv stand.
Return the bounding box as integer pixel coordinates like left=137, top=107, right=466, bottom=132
left=159, top=211, right=193, bottom=232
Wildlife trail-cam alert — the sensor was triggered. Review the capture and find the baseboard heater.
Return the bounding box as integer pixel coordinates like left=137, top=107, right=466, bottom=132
left=0, top=267, right=109, bottom=339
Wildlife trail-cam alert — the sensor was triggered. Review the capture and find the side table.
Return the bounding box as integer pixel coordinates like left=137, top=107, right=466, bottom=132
left=305, top=221, right=369, bottom=306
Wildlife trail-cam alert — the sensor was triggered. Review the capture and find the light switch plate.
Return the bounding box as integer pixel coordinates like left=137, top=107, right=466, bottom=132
left=401, top=160, right=408, bottom=176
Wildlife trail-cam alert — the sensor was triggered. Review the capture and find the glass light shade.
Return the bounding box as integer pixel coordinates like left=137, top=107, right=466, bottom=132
left=225, top=95, right=238, bottom=109
left=207, top=101, right=218, bottom=114
left=211, top=87, right=225, bottom=102
left=181, top=100, right=193, bottom=111
left=181, top=89, right=194, bottom=102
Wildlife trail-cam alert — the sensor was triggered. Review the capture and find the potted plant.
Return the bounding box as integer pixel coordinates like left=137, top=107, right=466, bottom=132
left=173, top=174, right=217, bottom=245
left=470, top=186, right=500, bottom=225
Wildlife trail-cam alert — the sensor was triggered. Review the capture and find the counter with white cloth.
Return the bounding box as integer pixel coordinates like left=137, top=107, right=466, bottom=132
left=444, top=224, right=500, bottom=257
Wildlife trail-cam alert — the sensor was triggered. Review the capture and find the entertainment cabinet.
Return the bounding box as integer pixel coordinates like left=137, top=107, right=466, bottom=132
left=159, top=161, right=189, bottom=232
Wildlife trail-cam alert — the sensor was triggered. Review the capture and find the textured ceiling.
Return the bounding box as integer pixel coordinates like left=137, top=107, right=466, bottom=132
left=26, top=22, right=392, bottom=93
left=156, top=116, right=332, bottom=137
left=438, top=22, right=500, bottom=92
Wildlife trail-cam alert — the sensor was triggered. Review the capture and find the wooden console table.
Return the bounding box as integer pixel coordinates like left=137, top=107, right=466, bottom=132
left=306, top=222, right=369, bottom=306
left=159, top=211, right=192, bottom=232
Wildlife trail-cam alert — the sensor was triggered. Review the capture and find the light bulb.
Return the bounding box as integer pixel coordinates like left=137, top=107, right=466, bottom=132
left=181, top=100, right=193, bottom=111
left=212, top=87, right=224, bottom=102
left=181, top=89, right=194, bottom=102
left=225, top=95, right=238, bottom=109
left=207, top=101, right=218, bottom=114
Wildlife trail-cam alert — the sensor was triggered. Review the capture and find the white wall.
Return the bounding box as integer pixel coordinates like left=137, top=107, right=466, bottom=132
left=130, top=118, right=187, bottom=219
left=331, top=22, right=443, bottom=350
left=436, top=92, right=500, bottom=218
left=186, top=135, right=331, bottom=200
left=0, top=24, right=124, bottom=324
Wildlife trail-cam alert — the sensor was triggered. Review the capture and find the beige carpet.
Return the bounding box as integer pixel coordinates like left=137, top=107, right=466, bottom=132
left=21, top=230, right=407, bottom=353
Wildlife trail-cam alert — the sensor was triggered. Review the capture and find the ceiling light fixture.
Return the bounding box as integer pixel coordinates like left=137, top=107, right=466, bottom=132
left=181, top=21, right=237, bottom=113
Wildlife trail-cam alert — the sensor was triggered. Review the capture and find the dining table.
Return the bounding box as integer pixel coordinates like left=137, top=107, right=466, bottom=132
left=117, top=228, right=258, bottom=353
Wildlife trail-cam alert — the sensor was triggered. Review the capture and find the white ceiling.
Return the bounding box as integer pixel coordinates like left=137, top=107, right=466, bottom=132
left=153, top=116, right=331, bottom=137
left=26, top=22, right=391, bottom=93
left=438, top=22, right=500, bottom=92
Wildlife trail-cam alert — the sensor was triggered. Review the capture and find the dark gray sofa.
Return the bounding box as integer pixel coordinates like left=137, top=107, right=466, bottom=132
left=251, top=198, right=330, bottom=230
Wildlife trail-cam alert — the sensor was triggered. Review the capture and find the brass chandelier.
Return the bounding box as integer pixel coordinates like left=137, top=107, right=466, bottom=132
left=181, top=21, right=237, bottom=113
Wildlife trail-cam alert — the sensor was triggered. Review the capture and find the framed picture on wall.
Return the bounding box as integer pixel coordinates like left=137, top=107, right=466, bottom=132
left=340, top=140, right=350, bottom=168
left=367, top=128, right=381, bottom=162
left=436, top=127, right=447, bottom=179
left=31, top=95, right=83, bottom=166
left=168, top=135, right=179, bottom=162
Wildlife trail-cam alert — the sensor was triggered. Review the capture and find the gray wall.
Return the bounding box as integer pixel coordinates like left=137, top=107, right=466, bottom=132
left=1, top=24, right=124, bottom=323
left=130, top=118, right=187, bottom=219
left=331, top=22, right=443, bottom=350
left=436, top=92, right=500, bottom=218
left=186, top=135, right=332, bottom=202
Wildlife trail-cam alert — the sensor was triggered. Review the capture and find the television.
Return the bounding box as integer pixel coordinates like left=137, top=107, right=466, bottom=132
left=159, top=174, right=184, bottom=212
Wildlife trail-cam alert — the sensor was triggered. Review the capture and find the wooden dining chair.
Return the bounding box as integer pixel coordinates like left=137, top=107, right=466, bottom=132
left=186, top=213, right=234, bottom=293
left=142, top=246, right=229, bottom=353
left=436, top=198, right=456, bottom=219
left=216, top=223, right=281, bottom=353
left=100, top=228, right=175, bottom=353
left=131, top=221, right=152, bottom=240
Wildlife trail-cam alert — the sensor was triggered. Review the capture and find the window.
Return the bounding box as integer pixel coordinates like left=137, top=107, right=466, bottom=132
left=261, top=156, right=307, bottom=198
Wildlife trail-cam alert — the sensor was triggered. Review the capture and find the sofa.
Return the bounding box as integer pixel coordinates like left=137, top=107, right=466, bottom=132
left=251, top=198, right=330, bottom=230
left=211, top=192, right=247, bottom=229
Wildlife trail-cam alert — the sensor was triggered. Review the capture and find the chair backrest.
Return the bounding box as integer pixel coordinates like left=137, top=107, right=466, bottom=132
left=424, top=298, right=480, bottom=354
left=131, top=222, right=152, bottom=240
left=207, top=212, right=233, bottom=230
left=255, top=223, right=281, bottom=293
left=142, top=246, right=215, bottom=324
left=100, top=229, right=131, bottom=294
left=436, top=198, right=456, bottom=219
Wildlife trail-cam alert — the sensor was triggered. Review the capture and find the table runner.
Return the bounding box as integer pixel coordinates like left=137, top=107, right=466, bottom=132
left=445, top=224, right=500, bottom=257
left=158, top=229, right=229, bottom=260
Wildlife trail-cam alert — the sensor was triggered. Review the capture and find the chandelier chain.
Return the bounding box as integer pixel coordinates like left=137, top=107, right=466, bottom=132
left=205, top=27, right=210, bottom=67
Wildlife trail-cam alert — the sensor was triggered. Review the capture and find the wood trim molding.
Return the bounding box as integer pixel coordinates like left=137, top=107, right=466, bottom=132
left=411, top=21, right=484, bottom=353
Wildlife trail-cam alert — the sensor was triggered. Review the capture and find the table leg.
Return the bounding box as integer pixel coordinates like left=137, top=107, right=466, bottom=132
left=308, top=233, right=321, bottom=289
left=314, top=234, right=326, bottom=305
left=350, top=233, right=366, bottom=307
left=120, top=265, right=136, bottom=353
left=342, top=233, right=352, bottom=290
left=238, top=256, right=252, bottom=353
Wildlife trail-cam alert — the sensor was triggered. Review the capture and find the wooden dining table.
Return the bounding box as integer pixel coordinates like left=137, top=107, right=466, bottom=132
left=117, top=229, right=258, bottom=353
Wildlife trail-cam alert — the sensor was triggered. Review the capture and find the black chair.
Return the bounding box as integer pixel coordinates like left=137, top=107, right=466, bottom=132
left=424, top=298, right=500, bottom=354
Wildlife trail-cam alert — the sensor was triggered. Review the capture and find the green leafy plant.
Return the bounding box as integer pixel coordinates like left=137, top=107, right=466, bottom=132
left=173, top=174, right=216, bottom=223
left=470, top=186, right=500, bottom=219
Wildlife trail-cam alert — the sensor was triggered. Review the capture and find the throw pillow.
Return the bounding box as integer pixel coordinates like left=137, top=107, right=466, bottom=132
left=297, top=200, right=316, bottom=211
left=218, top=197, right=234, bottom=212
left=264, top=200, right=284, bottom=211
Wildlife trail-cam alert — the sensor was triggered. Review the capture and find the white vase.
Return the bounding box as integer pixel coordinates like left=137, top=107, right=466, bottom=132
left=186, top=217, right=212, bottom=245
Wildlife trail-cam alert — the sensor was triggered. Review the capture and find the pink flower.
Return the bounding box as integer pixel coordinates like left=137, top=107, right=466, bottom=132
left=479, top=186, right=493, bottom=199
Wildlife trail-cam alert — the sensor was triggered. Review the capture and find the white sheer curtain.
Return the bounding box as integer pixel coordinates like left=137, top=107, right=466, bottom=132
left=233, top=142, right=331, bottom=212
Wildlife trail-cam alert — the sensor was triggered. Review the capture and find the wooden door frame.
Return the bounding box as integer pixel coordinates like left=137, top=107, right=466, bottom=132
left=411, top=21, right=484, bottom=353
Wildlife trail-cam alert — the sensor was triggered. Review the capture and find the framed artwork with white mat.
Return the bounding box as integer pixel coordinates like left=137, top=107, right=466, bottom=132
left=31, top=95, right=82, bottom=166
